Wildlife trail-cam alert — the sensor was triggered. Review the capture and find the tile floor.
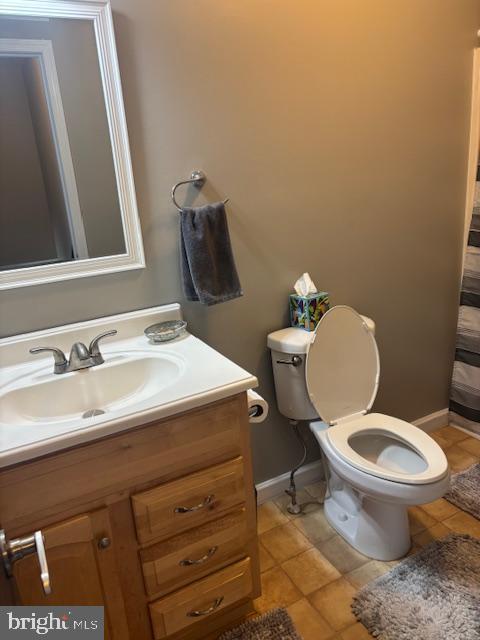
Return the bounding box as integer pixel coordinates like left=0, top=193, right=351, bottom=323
left=254, top=425, right=480, bottom=640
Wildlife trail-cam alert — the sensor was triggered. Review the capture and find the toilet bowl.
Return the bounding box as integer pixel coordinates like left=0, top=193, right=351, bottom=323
left=310, top=416, right=449, bottom=559
left=267, top=305, right=449, bottom=561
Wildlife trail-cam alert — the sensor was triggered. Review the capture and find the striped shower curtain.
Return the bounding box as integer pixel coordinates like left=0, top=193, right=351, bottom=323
left=450, top=167, right=480, bottom=435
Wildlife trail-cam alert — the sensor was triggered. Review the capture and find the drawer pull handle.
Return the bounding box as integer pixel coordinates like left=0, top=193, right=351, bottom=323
left=174, top=494, right=215, bottom=514
left=180, top=546, right=218, bottom=566
left=186, top=596, right=224, bottom=617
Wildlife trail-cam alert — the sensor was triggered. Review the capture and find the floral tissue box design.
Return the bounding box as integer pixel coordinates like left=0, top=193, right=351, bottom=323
left=289, top=292, right=330, bottom=331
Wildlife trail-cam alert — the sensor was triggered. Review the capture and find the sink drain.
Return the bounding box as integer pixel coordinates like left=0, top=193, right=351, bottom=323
left=82, top=409, right=106, bottom=419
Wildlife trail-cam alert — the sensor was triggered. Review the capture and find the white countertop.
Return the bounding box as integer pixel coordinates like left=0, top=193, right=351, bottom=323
left=0, top=304, right=257, bottom=468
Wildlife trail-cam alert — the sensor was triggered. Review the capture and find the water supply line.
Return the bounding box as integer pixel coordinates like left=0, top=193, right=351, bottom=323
left=285, top=422, right=308, bottom=514
left=285, top=421, right=329, bottom=514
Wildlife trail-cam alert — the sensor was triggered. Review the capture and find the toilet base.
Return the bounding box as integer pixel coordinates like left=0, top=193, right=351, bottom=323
left=323, top=490, right=411, bottom=561
left=310, top=422, right=449, bottom=561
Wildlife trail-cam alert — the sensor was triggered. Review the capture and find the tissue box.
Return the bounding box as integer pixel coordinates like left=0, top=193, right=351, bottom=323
left=289, top=292, right=330, bottom=331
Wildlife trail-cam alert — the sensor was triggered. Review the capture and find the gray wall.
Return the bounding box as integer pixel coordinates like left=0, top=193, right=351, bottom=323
left=0, top=17, right=125, bottom=258
left=24, top=58, right=75, bottom=262
left=1, top=0, right=479, bottom=483
left=48, top=18, right=126, bottom=258
left=0, top=59, right=57, bottom=267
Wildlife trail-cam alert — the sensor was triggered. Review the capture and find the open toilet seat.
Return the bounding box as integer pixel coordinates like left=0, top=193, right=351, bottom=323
left=305, top=306, right=448, bottom=487
left=300, top=305, right=450, bottom=560
left=326, top=412, right=448, bottom=485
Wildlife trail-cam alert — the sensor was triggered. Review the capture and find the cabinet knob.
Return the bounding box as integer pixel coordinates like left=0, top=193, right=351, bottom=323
left=98, top=537, right=111, bottom=549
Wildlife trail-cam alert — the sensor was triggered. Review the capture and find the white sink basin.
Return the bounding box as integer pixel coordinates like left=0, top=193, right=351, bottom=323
left=0, top=304, right=257, bottom=467
left=1, top=351, right=184, bottom=427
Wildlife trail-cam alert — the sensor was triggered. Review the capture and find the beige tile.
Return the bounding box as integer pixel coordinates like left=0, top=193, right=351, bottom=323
left=419, top=498, right=459, bottom=521
left=305, top=481, right=327, bottom=500
left=434, top=426, right=469, bottom=445
left=254, top=566, right=302, bottom=614
left=273, top=489, right=320, bottom=519
left=340, top=622, right=373, bottom=639
left=260, top=522, right=312, bottom=563
left=445, top=445, right=477, bottom=472
left=412, top=522, right=450, bottom=547
left=317, top=535, right=369, bottom=574
left=430, top=432, right=452, bottom=450
left=457, top=437, right=480, bottom=458
left=309, top=578, right=357, bottom=631
left=287, top=598, right=335, bottom=640
left=443, top=511, right=480, bottom=537
left=282, top=548, right=341, bottom=595
left=257, top=501, right=289, bottom=534
left=344, top=560, right=391, bottom=590
left=291, top=508, right=336, bottom=544
left=258, top=541, right=276, bottom=573
left=408, top=506, right=436, bottom=534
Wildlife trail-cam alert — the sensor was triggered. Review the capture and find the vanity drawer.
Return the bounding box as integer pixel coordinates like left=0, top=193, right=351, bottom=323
left=132, top=458, right=245, bottom=545
left=149, top=558, right=252, bottom=639
left=140, top=509, right=248, bottom=597
left=0, top=395, right=247, bottom=533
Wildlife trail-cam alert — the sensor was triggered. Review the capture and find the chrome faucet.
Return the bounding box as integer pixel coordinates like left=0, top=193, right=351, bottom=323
left=29, top=330, right=118, bottom=374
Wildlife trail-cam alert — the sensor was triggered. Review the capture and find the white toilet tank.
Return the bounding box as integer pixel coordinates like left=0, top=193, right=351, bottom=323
left=267, top=328, right=317, bottom=420
left=267, top=315, right=375, bottom=422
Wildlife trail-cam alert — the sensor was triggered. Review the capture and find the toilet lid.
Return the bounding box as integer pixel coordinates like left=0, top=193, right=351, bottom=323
left=306, top=306, right=380, bottom=424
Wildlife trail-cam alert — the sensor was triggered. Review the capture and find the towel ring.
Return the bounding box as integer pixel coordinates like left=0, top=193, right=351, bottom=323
left=172, top=170, right=229, bottom=212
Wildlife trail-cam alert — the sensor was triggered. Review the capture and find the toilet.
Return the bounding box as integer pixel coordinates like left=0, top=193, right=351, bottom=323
left=267, top=305, right=449, bottom=561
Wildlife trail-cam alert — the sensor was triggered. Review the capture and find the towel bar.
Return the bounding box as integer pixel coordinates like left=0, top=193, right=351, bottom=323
left=171, top=170, right=229, bottom=211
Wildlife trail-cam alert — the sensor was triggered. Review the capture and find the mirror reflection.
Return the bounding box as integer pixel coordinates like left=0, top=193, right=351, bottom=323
left=0, top=16, right=126, bottom=271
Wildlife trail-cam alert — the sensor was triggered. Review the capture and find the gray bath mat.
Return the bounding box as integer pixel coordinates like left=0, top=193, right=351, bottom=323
left=218, top=609, right=301, bottom=640
left=352, top=534, right=480, bottom=640
left=445, top=462, right=480, bottom=519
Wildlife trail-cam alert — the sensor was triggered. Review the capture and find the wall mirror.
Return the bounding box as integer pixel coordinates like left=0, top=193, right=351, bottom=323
left=0, top=0, right=144, bottom=290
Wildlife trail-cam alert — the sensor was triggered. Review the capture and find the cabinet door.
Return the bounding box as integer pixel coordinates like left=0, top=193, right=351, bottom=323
left=10, top=509, right=128, bottom=640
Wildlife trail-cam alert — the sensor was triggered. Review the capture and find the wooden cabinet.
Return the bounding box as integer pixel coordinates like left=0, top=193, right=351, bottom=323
left=140, top=509, right=248, bottom=598
left=11, top=510, right=129, bottom=640
left=132, top=457, right=245, bottom=544
left=0, top=394, right=260, bottom=640
left=149, top=559, right=253, bottom=639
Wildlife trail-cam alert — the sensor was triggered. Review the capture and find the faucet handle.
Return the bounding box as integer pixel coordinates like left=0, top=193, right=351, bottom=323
left=29, top=347, right=67, bottom=375
left=89, top=329, right=118, bottom=363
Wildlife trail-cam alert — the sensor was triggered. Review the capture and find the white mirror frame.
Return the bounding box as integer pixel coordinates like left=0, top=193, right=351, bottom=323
left=0, top=0, right=145, bottom=290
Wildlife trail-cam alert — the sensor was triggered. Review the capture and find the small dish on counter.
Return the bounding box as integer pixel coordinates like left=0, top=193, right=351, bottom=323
left=144, top=320, right=187, bottom=343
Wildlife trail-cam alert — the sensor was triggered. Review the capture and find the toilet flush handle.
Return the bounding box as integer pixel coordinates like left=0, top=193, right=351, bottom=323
left=276, top=355, right=302, bottom=367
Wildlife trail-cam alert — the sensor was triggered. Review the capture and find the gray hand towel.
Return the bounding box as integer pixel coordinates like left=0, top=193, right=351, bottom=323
left=180, top=202, right=243, bottom=305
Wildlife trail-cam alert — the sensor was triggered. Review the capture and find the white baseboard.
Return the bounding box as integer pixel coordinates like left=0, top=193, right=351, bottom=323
left=453, top=425, right=480, bottom=440
left=448, top=420, right=480, bottom=440
left=256, top=459, right=323, bottom=505
left=413, top=408, right=449, bottom=433
left=256, top=407, right=449, bottom=505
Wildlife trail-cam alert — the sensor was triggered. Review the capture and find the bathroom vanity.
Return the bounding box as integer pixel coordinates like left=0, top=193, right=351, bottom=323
left=0, top=306, right=261, bottom=640
left=0, top=2, right=261, bottom=632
